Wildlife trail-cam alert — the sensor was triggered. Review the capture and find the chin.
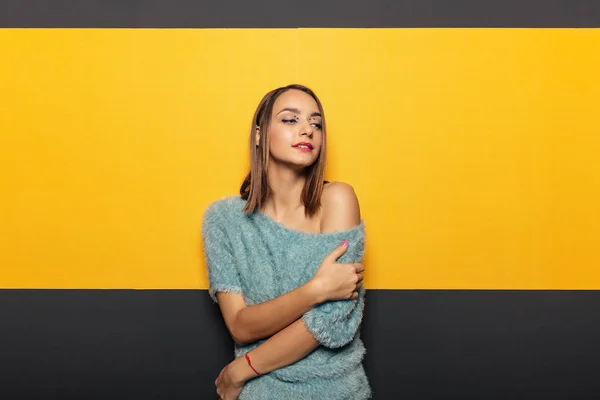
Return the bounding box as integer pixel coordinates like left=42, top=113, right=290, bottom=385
left=297, top=156, right=319, bottom=168
left=280, top=160, right=317, bottom=172
left=271, top=152, right=319, bottom=171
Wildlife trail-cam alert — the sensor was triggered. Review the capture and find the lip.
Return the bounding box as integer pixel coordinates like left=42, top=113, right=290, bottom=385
left=292, top=142, right=314, bottom=152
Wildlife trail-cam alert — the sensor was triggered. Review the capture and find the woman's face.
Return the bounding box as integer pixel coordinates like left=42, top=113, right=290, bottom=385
left=263, top=89, right=323, bottom=170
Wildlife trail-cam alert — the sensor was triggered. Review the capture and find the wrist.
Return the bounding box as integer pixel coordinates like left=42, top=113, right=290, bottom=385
left=305, top=278, right=326, bottom=305
left=230, top=355, right=255, bottom=384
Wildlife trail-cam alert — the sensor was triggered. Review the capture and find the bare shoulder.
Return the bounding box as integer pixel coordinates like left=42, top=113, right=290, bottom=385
left=320, top=182, right=361, bottom=232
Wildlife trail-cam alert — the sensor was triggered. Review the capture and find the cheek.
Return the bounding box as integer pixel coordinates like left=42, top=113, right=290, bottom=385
left=268, top=129, right=283, bottom=148
left=314, top=134, right=324, bottom=150
left=269, top=126, right=294, bottom=147
left=267, top=128, right=289, bottom=155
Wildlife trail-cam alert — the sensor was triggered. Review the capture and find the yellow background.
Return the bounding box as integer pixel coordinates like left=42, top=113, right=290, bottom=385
left=1, top=29, right=599, bottom=289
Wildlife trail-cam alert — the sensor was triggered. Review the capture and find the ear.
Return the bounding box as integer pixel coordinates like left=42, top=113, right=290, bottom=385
left=255, top=126, right=260, bottom=147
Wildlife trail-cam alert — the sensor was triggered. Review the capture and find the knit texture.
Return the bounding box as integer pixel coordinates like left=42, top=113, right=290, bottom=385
left=202, top=196, right=371, bottom=400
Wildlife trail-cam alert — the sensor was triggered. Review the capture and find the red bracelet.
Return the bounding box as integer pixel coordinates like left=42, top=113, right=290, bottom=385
left=244, top=353, right=260, bottom=376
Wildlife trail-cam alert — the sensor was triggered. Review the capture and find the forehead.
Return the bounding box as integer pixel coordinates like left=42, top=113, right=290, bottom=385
left=273, top=89, right=320, bottom=113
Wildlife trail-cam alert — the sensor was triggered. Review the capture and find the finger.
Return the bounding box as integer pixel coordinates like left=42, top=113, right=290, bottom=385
left=328, top=240, right=349, bottom=261
left=351, top=291, right=359, bottom=299
left=354, top=263, right=365, bottom=273
left=356, top=273, right=364, bottom=282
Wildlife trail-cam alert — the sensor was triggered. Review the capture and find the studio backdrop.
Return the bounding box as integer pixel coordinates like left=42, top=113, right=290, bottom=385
left=1, top=1, right=599, bottom=398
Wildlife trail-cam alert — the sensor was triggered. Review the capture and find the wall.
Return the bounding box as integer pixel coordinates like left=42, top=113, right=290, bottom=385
left=1, top=1, right=599, bottom=398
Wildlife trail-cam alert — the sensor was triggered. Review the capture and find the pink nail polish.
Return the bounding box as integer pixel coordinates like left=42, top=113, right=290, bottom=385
left=341, top=240, right=348, bottom=247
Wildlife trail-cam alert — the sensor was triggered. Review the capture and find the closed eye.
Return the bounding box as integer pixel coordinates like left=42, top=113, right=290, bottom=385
left=282, top=119, right=321, bottom=130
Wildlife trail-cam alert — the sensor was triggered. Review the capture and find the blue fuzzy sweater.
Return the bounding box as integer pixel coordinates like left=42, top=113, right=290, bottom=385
left=202, top=196, right=371, bottom=400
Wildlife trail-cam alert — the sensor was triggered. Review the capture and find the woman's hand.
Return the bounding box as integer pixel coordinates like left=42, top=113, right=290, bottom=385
left=310, top=241, right=365, bottom=303
left=215, top=359, right=247, bottom=400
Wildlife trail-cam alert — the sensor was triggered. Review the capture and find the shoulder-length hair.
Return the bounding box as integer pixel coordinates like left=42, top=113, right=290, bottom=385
left=240, top=84, right=327, bottom=218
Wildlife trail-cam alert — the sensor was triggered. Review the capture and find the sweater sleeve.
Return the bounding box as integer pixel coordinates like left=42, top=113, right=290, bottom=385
left=301, top=223, right=366, bottom=348
left=201, top=203, right=243, bottom=303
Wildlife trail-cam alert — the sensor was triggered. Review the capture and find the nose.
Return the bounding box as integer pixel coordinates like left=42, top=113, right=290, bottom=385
left=300, top=121, right=314, bottom=138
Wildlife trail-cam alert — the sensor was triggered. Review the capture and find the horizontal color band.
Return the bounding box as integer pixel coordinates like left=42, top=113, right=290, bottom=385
left=1, top=289, right=598, bottom=399
left=0, top=0, right=599, bottom=28
left=2, top=29, right=599, bottom=290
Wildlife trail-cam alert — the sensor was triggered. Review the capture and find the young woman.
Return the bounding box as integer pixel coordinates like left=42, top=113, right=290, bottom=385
left=202, top=84, right=371, bottom=399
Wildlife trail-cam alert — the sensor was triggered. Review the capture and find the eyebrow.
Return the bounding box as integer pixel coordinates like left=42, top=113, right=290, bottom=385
left=276, top=108, right=321, bottom=118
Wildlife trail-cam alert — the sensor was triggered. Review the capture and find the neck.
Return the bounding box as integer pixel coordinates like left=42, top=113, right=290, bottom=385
left=263, top=162, right=307, bottom=220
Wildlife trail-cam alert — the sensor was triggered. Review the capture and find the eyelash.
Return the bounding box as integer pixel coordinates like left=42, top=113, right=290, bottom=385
left=282, top=119, right=322, bottom=130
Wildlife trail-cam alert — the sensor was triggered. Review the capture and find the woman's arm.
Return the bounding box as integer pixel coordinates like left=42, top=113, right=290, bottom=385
left=301, top=182, right=366, bottom=348
left=216, top=281, right=321, bottom=346
left=217, top=237, right=360, bottom=345
left=221, top=182, right=364, bottom=381
left=204, top=200, right=353, bottom=346
left=215, top=318, right=321, bottom=399
left=213, top=183, right=363, bottom=346
left=222, top=318, right=320, bottom=387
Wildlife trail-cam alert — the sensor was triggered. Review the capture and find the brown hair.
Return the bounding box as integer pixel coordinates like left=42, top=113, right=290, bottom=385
left=240, top=84, right=327, bottom=217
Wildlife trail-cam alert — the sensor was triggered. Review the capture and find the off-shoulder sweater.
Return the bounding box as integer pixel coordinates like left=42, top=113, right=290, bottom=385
left=201, top=196, right=371, bottom=400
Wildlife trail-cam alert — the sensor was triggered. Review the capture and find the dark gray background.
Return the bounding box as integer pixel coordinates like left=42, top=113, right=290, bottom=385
left=1, top=0, right=599, bottom=27
left=1, top=290, right=599, bottom=399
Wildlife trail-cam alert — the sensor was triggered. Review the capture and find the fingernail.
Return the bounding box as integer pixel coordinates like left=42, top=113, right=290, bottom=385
left=341, top=240, right=348, bottom=247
